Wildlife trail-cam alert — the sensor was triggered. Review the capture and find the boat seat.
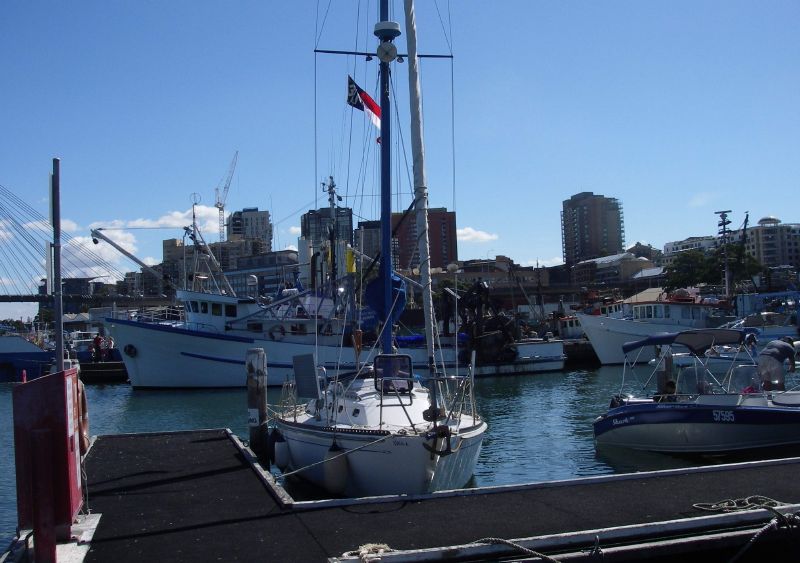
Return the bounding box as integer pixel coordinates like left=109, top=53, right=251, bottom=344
left=771, top=392, right=800, bottom=407
left=293, top=354, right=322, bottom=399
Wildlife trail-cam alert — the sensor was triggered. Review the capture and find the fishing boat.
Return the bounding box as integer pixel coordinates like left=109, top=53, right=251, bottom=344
left=594, top=328, right=800, bottom=454
left=578, top=287, right=736, bottom=365
left=106, top=183, right=463, bottom=388
left=271, top=0, right=487, bottom=497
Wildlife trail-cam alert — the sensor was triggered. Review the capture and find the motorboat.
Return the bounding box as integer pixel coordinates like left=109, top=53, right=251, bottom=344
left=594, top=328, right=800, bottom=454
left=271, top=1, right=486, bottom=497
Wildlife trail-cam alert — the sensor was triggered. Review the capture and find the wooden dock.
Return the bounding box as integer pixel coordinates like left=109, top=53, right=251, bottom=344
left=15, top=429, right=793, bottom=562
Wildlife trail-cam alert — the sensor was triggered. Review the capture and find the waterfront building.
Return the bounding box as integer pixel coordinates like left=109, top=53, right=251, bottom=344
left=571, top=253, right=653, bottom=286
left=561, top=192, right=625, bottom=267
left=227, top=207, right=273, bottom=251
left=661, top=236, right=717, bottom=267
left=731, top=216, right=800, bottom=269
left=392, top=207, right=457, bottom=271
left=627, top=242, right=663, bottom=266
left=225, top=249, right=299, bottom=298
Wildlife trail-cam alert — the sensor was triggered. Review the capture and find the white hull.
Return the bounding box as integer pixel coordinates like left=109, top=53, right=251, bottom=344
left=578, top=314, right=711, bottom=365
left=276, top=418, right=486, bottom=496
left=108, top=318, right=456, bottom=388
left=109, top=317, right=561, bottom=387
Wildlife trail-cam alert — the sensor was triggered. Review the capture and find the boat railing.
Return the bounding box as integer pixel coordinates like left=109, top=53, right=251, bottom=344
left=107, top=306, right=185, bottom=324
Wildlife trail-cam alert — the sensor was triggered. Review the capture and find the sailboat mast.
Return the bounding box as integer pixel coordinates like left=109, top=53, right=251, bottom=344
left=375, top=1, right=401, bottom=354
left=403, top=0, right=435, bottom=368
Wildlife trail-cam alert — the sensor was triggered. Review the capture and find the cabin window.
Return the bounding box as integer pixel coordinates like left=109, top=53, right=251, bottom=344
left=225, top=304, right=237, bottom=317
left=247, top=323, right=263, bottom=332
left=692, top=307, right=699, bottom=320
left=646, top=306, right=653, bottom=319
left=664, top=305, right=670, bottom=318
left=654, top=306, right=663, bottom=319
left=200, top=302, right=208, bottom=314
left=211, top=303, right=222, bottom=316
left=633, top=307, right=640, bottom=319
left=190, top=301, right=199, bottom=313
left=682, top=307, right=691, bottom=319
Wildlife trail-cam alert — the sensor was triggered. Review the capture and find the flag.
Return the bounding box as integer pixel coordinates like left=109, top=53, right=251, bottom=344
left=347, top=76, right=381, bottom=131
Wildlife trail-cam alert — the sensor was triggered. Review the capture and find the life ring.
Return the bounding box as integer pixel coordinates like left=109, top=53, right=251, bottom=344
left=123, top=344, right=137, bottom=358
left=268, top=325, right=286, bottom=341
left=77, top=380, right=90, bottom=455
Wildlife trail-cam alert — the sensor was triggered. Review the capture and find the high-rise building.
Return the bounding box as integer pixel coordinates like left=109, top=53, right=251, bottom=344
left=300, top=206, right=353, bottom=247
left=227, top=207, right=273, bottom=251
left=391, top=208, right=457, bottom=271
left=561, top=192, right=625, bottom=267
left=353, top=220, right=382, bottom=262
left=731, top=216, right=800, bottom=269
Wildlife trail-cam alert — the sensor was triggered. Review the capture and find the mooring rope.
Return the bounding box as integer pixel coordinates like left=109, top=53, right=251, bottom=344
left=278, top=433, right=390, bottom=479
left=692, top=495, right=785, bottom=513
left=341, top=542, right=395, bottom=562
left=472, top=537, right=560, bottom=562
left=692, top=495, right=800, bottom=563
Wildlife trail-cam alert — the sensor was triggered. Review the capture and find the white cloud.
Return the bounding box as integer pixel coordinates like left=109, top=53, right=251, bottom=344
left=284, top=244, right=298, bottom=251
left=143, top=256, right=158, bottom=266
left=688, top=192, right=714, bottom=208
left=288, top=226, right=301, bottom=235
left=457, top=227, right=499, bottom=243
left=61, top=219, right=79, bottom=233
left=90, top=205, right=219, bottom=239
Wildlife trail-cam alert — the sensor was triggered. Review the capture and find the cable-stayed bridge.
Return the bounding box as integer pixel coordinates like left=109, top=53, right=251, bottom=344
left=0, top=184, right=161, bottom=305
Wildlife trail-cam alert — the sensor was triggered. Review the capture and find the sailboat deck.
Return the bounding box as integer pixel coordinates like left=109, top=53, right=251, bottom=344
left=80, top=429, right=800, bottom=562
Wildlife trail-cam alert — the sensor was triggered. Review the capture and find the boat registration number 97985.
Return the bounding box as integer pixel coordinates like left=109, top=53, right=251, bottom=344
left=712, top=410, right=735, bottom=423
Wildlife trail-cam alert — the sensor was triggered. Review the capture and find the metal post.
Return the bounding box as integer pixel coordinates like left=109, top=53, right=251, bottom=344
left=51, top=158, right=65, bottom=372
left=715, top=210, right=732, bottom=299
left=246, top=348, right=268, bottom=459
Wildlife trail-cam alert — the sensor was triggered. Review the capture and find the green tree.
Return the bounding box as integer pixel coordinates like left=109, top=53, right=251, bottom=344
left=664, top=250, right=715, bottom=291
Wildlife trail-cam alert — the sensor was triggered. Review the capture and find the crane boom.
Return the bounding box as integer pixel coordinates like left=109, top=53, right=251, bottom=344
left=214, top=150, right=239, bottom=242
left=91, top=228, right=168, bottom=295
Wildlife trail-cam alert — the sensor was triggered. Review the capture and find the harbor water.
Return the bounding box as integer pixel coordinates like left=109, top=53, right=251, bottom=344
left=1, top=365, right=710, bottom=546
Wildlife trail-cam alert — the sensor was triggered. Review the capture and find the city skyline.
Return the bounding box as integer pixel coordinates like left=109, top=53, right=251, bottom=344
left=2, top=1, right=798, bottom=318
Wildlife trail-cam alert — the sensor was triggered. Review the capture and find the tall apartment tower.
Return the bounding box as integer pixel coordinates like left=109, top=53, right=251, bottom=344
left=561, top=192, right=625, bottom=266
left=300, top=206, right=354, bottom=247
left=391, top=207, right=458, bottom=271
left=227, top=207, right=273, bottom=251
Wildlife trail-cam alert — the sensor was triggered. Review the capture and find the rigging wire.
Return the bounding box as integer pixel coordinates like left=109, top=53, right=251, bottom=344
left=0, top=183, right=149, bottom=295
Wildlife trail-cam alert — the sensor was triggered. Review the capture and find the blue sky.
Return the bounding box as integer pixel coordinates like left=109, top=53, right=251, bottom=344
left=1, top=1, right=798, bottom=319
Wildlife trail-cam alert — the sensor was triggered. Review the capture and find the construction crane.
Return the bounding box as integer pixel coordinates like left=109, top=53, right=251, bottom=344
left=214, top=150, right=238, bottom=242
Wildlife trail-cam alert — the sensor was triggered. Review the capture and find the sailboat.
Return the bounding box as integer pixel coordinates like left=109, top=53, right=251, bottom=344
left=271, top=0, right=487, bottom=497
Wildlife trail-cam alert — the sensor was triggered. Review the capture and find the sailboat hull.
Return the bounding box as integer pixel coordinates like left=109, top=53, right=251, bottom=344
left=275, top=419, right=486, bottom=497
